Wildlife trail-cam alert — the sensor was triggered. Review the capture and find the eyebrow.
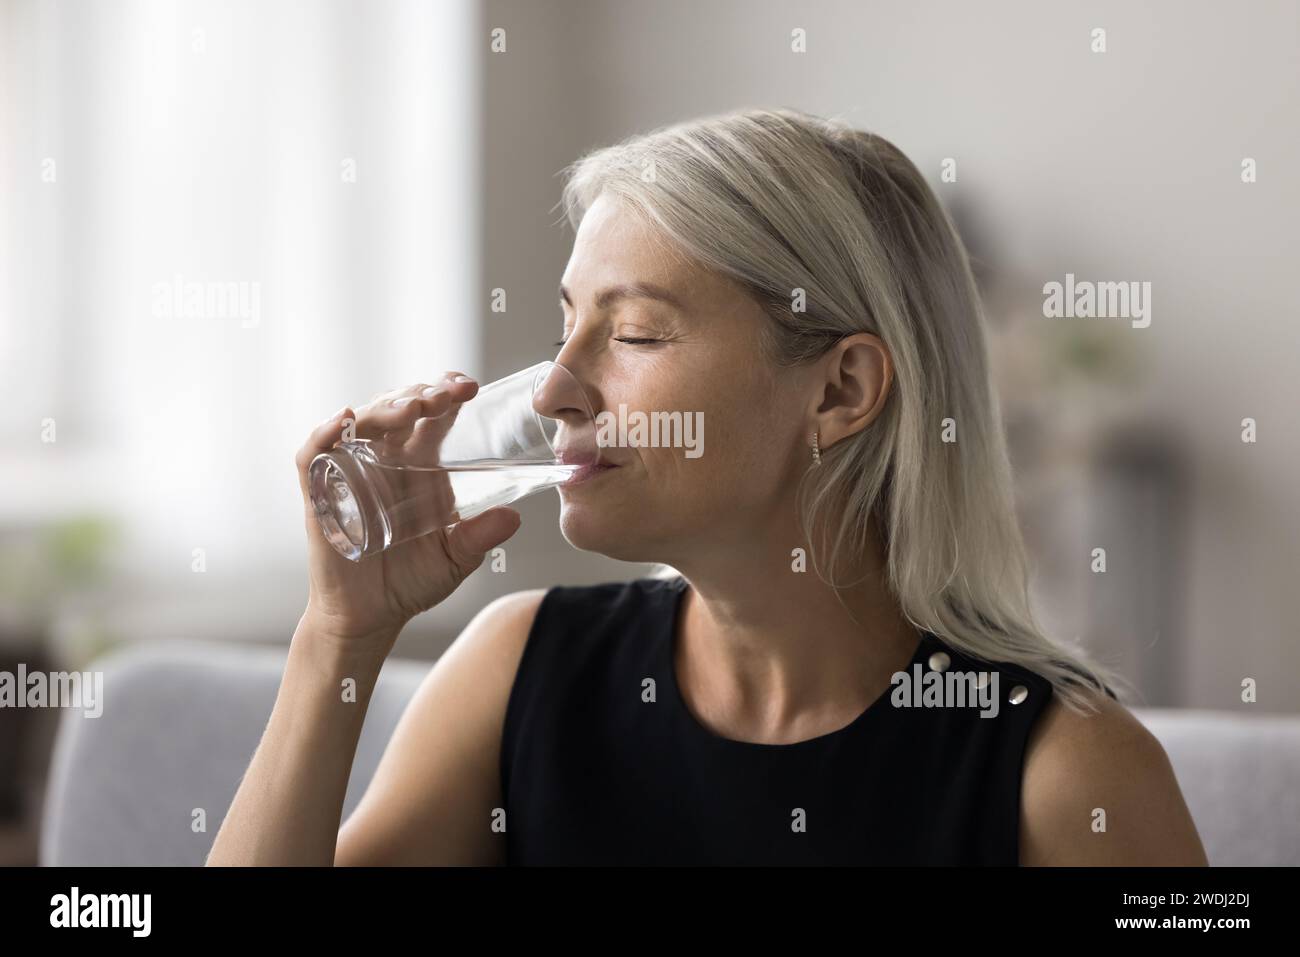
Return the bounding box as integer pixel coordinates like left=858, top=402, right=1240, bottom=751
left=558, top=281, right=686, bottom=312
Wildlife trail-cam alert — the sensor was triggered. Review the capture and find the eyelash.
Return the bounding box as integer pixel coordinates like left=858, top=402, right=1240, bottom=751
left=553, top=337, right=664, bottom=347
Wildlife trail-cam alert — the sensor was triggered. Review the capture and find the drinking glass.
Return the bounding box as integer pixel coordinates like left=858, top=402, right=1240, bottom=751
left=308, top=361, right=600, bottom=561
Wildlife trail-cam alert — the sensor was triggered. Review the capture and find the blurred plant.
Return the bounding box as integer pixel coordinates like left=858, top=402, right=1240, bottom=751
left=985, top=276, right=1153, bottom=439
left=0, top=515, right=118, bottom=653
left=1043, top=319, right=1145, bottom=390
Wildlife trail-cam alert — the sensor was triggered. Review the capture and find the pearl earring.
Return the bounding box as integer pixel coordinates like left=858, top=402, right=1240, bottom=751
left=811, top=430, right=821, bottom=466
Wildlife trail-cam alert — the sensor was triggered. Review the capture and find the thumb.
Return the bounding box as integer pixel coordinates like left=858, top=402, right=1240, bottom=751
left=442, top=506, right=522, bottom=573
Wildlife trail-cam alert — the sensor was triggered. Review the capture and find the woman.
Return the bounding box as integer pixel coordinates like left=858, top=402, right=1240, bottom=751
left=208, top=108, right=1207, bottom=866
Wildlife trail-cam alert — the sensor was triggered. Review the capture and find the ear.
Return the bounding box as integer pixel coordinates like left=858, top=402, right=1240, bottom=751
left=807, top=333, right=893, bottom=451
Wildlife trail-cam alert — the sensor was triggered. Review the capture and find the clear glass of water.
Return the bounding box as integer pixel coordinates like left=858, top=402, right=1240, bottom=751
left=308, top=361, right=601, bottom=561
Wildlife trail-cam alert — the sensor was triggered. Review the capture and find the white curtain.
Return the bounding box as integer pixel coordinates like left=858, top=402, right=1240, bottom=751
left=2, top=0, right=479, bottom=602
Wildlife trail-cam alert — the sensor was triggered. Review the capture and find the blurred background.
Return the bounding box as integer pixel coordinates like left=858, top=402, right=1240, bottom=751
left=2, top=0, right=1298, bottom=864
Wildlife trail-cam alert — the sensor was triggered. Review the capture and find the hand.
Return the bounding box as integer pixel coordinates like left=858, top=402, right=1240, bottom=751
left=294, top=372, right=522, bottom=649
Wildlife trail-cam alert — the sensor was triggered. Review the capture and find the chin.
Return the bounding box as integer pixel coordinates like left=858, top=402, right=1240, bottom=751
left=557, top=503, right=662, bottom=562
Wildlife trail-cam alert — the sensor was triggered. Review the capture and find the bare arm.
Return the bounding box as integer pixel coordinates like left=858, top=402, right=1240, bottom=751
left=334, top=589, right=545, bottom=866
left=207, top=373, right=523, bottom=866
left=206, top=614, right=397, bottom=866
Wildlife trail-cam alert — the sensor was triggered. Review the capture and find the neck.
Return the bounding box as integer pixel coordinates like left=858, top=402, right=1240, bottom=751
left=662, top=515, right=922, bottom=743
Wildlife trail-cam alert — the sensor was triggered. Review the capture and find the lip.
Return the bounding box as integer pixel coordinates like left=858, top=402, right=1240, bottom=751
left=557, top=446, right=599, bottom=466
left=562, top=462, right=619, bottom=486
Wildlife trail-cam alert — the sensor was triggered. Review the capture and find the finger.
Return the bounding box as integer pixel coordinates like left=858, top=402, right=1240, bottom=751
left=440, top=506, right=522, bottom=578
left=296, top=406, right=356, bottom=501
left=398, top=374, right=480, bottom=456
left=357, top=389, right=453, bottom=437
left=399, top=394, right=473, bottom=464
left=359, top=373, right=477, bottom=414
left=296, top=409, right=368, bottom=567
left=354, top=377, right=480, bottom=441
left=382, top=461, right=460, bottom=533
left=365, top=372, right=463, bottom=406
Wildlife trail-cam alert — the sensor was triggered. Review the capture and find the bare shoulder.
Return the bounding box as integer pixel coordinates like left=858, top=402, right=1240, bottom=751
left=403, top=588, right=551, bottom=758
left=334, top=589, right=548, bottom=866
left=441, top=588, right=550, bottom=687
left=399, top=588, right=549, bottom=720
left=1019, top=688, right=1208, bottom=866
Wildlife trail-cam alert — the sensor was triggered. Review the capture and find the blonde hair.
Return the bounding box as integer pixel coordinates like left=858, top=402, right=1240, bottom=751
left=559, top=108, right=1128, bottom=715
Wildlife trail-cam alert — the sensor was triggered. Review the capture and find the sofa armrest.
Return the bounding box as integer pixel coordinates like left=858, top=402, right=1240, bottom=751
left=1133, top=708, right=1300, bottom=866
left=40, top=640, right=428, bottom=866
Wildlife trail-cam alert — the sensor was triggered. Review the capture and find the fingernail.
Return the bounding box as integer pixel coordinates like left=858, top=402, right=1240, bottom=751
left=452, top=375, right=474, bottom=383
left=421, top=386, right=442, bottom=398
left=391, top=396, right=415, bottom=407
left=321, top=406, right=347, bottom=426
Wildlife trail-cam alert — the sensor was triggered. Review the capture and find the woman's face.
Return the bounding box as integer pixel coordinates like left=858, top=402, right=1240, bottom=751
left=547, top=193, right=811, bottom=563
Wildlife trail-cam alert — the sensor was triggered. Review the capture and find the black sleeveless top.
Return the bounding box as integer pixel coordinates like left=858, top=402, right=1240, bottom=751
left=500, top=577, right=1055, bottom=865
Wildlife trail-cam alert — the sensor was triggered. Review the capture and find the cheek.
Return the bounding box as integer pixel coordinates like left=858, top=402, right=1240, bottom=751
left=607, top=349, right=790, bottom=491
left=639, top=397, right=783, bottom=501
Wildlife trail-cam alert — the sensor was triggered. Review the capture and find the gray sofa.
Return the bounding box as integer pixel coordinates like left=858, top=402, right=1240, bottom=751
left=40, top=640, right=1300, bottom=866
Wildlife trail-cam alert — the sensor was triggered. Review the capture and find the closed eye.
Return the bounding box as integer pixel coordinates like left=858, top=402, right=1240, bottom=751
left=553, top=336, right=666, bottom=347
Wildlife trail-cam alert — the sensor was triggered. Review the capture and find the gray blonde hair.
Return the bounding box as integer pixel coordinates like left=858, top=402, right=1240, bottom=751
left=559, top=108, right=1127, bottom=715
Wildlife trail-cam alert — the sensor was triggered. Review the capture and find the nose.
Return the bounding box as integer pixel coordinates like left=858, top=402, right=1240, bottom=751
left=531, top=360, right=594, bottom=420
left=531, top=361, right=603, bottom=465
